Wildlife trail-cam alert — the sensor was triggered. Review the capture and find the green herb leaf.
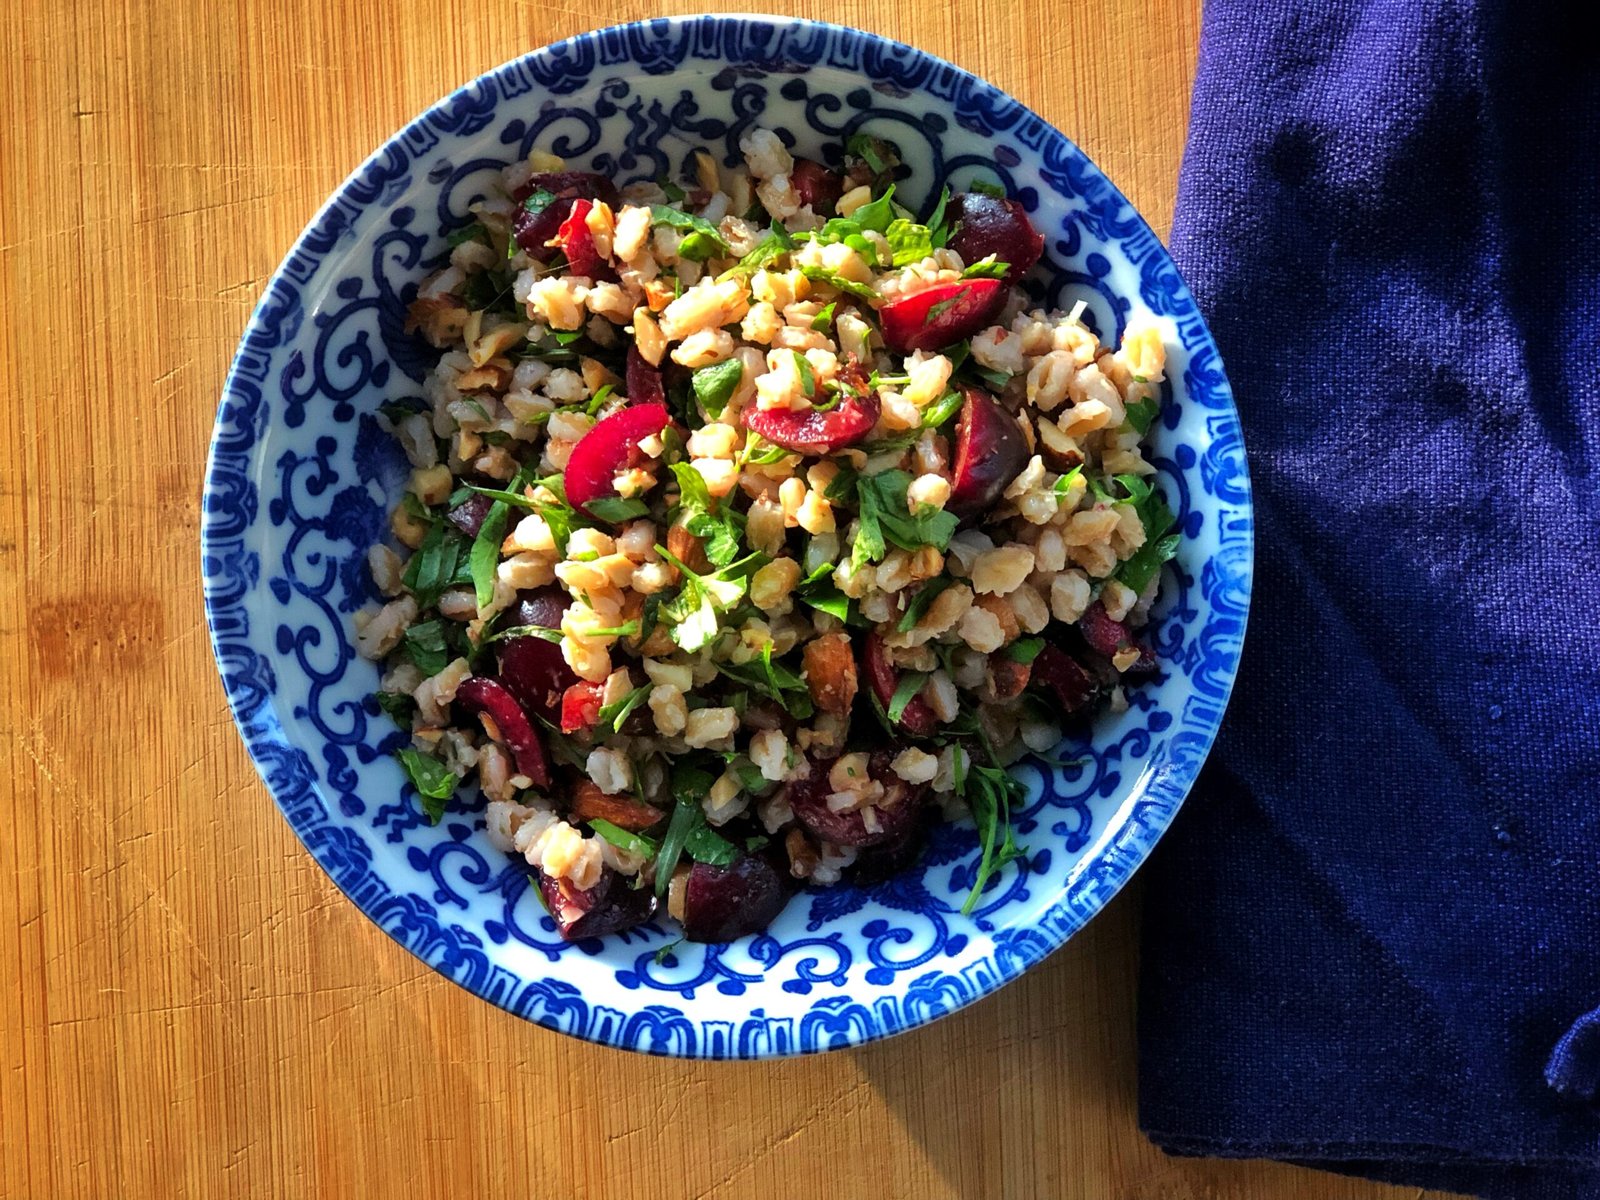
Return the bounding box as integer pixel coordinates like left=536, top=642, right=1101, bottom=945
left=401, top=520, right=465, bottom=610
left=887, top=673, right=928, bottom=722
left=470, top=501, right=509, bottom=609
left=521, top=188, right=558, bottom=216
left=968, top=365, right=1012, bottom=391
left=379, top=397, right=427, bottom=425
left=585, top=496, right=651, bottom=524
left=961, top=257, right=1010, bottom=279
left=797, top=264, right=879, bottom=302
left=921, top=390, right=964, bottom=429
left=373, top=690, right=416, bottom=725
left=1119, top=531, right=1180, bottom=594
left=970, top=179, right=1007, bottom=199
left=691, top=358, right=744, bottom=418
left=588, top=818, right=659, bottom=859
left=684, top=822, right=738, bottom=866
left=654, top=795, right=701, bottom=898
left=853, top=469, right=960, bottom=568
left=884, top=217, right=934, bottom=267
left=395, top=749, right=457, bottom=824
left=810, top=300, right=837, bottom=331
left=1123, top=393, right=1160, bottom=436
left=926, top=186, right=952, bottom=247
left=649, top=205, right=731, bottom=258
left=716, top=644, right=815, bottom=719
left=659, top=179, right=687, bottom=203
left=850, top=186, right=898, bottom=233
left=845, top=132, right=901, bottom=178
left=446, top=222, right=489, bottom=248
left=402, top=620, right=451, bottom=676
left=792, top=351, right=816, bottom=399
left=669, top=462, right=742, bottom=568
left=897, top=577, right=953, bottom=632
left=1006, top=637, right=1046, bottom=664
left=586, top=383, right=616, bottom=416
left=961, top=764, right=1029, bottom=914
left=596, top=684, right=651, bottom=735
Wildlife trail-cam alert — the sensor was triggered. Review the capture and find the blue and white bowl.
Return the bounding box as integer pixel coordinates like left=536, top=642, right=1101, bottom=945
left=202, top=15, right=1252, bottom=1058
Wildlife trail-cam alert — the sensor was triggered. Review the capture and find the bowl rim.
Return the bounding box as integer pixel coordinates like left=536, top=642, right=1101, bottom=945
left=202, top=12, right=1253, bottom=1057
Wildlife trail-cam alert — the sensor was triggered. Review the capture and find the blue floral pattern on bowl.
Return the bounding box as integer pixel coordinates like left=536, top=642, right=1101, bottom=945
left=201, top=15, right=1251, bottom=1059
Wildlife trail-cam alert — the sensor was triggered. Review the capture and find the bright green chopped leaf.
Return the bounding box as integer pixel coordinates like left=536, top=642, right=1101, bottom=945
left=669, top=462, right=741, bottom=568
left=657, top=546, right=761, bottom=653
left=897, top=577, right=953, bottom=632
left=970, top=179, right=1007, bottom=199
left=373, top=690, right=416, bottom=725
left=648, top=205, right=730, bottom=258
left=1118, top=531, right=1181, bottom=594
left=596, top=684, right=651, bottom=735
left=399, top=491, right=433, bottom=523
left=853, top=470, right=960, bottom=569
left=1006, top=637, right=1046, bottom=664
left=465, top=483, right=539, bottom=509
left=798, top=264, right=879, bottom=302
left=402, top=620, right=450, bottom=676
left=659, top=179, right=687, bottom=203
left=961, top=257, right=1010, bottom=279
left=810, top=300, right=837, bottom=331
left=588, top=818, right=659, bottom=859
left=446, top=222, right=489, bottom=248
left=585, top=496, right=651, bottom=524
left=884, top=217, right=934, bottom=267
left=926, top=186, right=952, bottom=247
left=1123, top=393, right=1160, bottom=436
left=868, top=371, right=912, bottom=389
left=800, top=584, right=850, bottom=622
left=586, top=383, right=616, bottom=416
left=469, top=500, right=510, bottom=608
left=846, top=132, right=901, bottom=177
left=850, top=186, right=898, bottom=233
left=521, top=188, right=558, bottom=215
left=691, top=358, right=744, bottom=418
left=792, top=351, right=816, bottom=399
left=654, top=795, right=701, bottom=898
left=743, top=437, right=792, bottom=467
left=722, top=222, right=795, bottom=279
left=887, top=673, right=928, bottom=723
left=480, top=622, right=563, bottom=645
left=968, top=365, right=1012, bottom=391
left=921, top=390, right=963, bottom=429
left=716, top=644, right=815, bottom=719
left=396, top=748, right=457, bottom=823
left=684, top=822, right=738, bottom=866
left=378, top=397, right=426, bottom=425
left=1053, top=466, right=1084, bottom=497
left=653, top=938, right=684, bottom=964
left=960, top=764, right=1030, bottom=914
left=401, top=520, right=464, bottom=610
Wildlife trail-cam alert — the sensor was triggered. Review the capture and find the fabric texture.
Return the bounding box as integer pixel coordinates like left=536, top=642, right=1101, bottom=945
left=1136, top=1, right=1600, bottom=1196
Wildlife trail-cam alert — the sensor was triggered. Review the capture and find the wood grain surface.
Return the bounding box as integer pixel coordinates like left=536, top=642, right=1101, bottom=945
left=0, top=3, right=1455, bottom=1197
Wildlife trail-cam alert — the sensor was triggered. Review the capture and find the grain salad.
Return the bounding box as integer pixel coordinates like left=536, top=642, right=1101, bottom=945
left=357, top=129, right=1178, bottom=943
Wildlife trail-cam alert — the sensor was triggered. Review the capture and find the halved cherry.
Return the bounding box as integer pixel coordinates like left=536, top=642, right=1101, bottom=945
left=445, top=492, right=495, bottom=538
left=791, top=158, right=845, bottom=215
left=741, top=359, right=878, bottom=453
left=494, top=589, right=574, bottom=723
left=863, top=630, right=937, bottom=735
left=454, top=676, right=550, bottom=789
left=879, top=278, right=1007, bottom=354
left=786, top=748, right=930, bottom=848
left=563, top=402, right=670, bottom=515
left=946, top=192, right=1045, bottom=283
left=536, top=867, right=658, bottom=941
left=511, top=171, right=618, bottom=258
left=948, top=386, right=1029, bottom=520
left=624, top=344, right=666, bottom=407
left=559, top=681, right=605, bottom=734
left=1078, top=603, right=1159, bottom=675
left=554, top=198, right=616, bottom=281
left=1031, top=645, right=1099, bottom=714
left=682, top=852, right=792, bottom=943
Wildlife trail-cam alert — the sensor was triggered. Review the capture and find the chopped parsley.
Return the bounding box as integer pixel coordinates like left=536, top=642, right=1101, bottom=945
left=396, top=748, right=457, bottom=824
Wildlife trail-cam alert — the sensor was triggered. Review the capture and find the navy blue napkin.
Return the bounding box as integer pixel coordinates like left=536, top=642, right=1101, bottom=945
left=1136, top=0, right=1600, bottom=1196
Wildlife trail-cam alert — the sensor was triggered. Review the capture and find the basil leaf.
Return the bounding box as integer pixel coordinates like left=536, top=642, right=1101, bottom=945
left=649, top=205, right=731, bottom=258
left=585, top=496, right=650, bottom=524
left=588, top=818, right=659, bottom=859
left=373, top=690, right=416, bottom=725
left=1006, top=637, right=1046, bottom=664
left=886, top=673, right=928, bottom=723
left=396, top=749, right=457, bottom=824
left=470, top=500, right=509, bottom=608
left=401, top=620, right=450, bottom=676
left=692, top=358, right=744, bottom=418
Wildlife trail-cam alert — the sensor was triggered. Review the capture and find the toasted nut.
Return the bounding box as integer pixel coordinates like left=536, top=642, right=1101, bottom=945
left=569, top=780, right=664, bottom=832
left=987, top=656, right=1032, bottom=701
left=666, top=521, right=712, bottom=575
left=802, top=632, right=858, bottom=716
left=974, top=593, right=1021, bottom=644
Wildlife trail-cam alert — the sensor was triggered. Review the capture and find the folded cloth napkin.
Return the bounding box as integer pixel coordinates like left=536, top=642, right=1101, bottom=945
left=1136, top=0, right=1600, bottom=1196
